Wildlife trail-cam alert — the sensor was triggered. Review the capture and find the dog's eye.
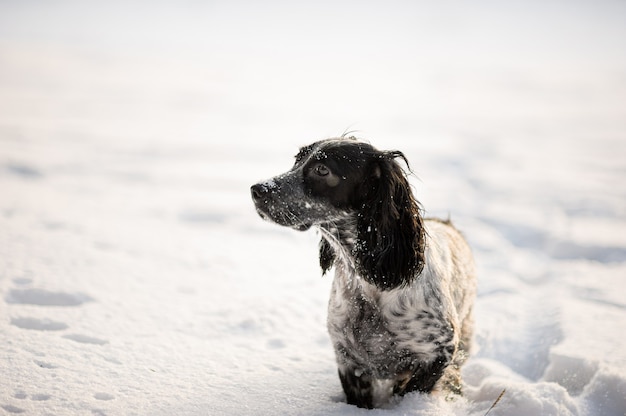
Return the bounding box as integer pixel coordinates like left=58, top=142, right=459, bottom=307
left=314, top=164, right=330, bottom=177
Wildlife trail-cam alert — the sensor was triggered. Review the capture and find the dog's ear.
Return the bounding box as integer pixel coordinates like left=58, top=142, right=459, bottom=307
left=355, top=151, right=425, bottom=290
left=319, top=237, right=335, bottom=274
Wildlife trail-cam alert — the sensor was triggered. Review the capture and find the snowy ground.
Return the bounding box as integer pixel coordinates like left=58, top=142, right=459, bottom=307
left=1, top=1, right=626, bottom=415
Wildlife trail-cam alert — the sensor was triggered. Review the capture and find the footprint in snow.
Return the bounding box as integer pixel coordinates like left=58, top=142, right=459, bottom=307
left=543, top=353, right=600, bottom=395
left=30, top=394, right=51, bottom=401
left=63, top=334, right=108, bottom=346
left=34, top=360, right=57, bottom=369
left=14, top=392, right=51, bottom=402
left=266, top=338, right=286, bottom=349
left=1, top=404, right=26, bottom=414
left=11, top=317, right=68, bottom=331
left=5, top=288, right=93, bottom=306
left=12, top=277, right=33, bottom=286
left=480, top=217, right=626, bottom=263
left=94, top=393, right=115, bottom=401
left=4, top=162, right=43, bottom=179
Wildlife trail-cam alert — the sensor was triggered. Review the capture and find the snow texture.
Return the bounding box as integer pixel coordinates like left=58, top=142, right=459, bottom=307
left=1, top=1, right=625, bottom=415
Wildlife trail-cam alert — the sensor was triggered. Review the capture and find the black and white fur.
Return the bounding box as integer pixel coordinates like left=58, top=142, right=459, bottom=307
left=251, top=137, right=476, bottom=408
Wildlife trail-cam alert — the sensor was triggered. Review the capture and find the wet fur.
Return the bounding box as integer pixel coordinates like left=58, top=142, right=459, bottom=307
left=251, top=137, right=476, bottom=408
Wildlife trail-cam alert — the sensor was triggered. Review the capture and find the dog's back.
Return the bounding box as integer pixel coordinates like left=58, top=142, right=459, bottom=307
left=422, top=218, right=476, bottom=360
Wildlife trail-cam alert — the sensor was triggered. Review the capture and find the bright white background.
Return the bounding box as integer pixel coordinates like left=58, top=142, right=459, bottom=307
left=1, top=1, right=625, bottom=415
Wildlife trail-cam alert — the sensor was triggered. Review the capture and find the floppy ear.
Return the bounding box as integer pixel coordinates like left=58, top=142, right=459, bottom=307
left=354, top=152, right=425, bottom=290
left=319, top=238, right=335, bottom=274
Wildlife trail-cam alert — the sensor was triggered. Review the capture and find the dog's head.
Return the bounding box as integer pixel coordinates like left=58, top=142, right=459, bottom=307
left=251, top=138, right=375, bottom=230
left=251, top=137, right=424, bottom=289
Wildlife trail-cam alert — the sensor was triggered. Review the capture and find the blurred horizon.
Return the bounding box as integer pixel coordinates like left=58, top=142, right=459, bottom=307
left=1, top=0, right=625, bottom=153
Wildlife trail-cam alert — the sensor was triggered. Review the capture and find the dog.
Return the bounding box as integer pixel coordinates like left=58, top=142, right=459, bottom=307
left=251, top=137, right=476, bottom=408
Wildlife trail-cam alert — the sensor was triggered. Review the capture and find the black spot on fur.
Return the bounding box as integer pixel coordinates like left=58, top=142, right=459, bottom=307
left=319, top=238, right=335, bottom=274
left=339, top=369, right=374, bottom=409
left=397, top=352, right=452, bottom=395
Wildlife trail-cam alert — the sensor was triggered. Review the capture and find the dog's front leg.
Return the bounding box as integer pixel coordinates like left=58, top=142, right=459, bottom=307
left=338, top=367, right=375, bottom=408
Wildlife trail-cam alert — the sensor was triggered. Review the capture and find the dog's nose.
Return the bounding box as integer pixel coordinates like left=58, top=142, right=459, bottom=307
left=250, top=183, right=268, bottom=202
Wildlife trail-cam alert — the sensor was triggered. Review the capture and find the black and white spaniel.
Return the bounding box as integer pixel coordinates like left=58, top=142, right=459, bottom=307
left=251, top=137, right=476, bottom=408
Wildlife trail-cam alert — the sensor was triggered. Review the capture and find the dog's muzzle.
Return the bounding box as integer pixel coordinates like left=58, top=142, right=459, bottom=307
left=250, top=181, right=312, bottom=231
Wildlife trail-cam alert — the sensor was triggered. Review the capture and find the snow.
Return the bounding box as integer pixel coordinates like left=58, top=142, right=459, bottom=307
left=1, top=1, right=625, bottom=415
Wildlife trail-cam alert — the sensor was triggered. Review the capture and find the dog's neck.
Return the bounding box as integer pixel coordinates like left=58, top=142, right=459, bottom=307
left=319, top=218, right=358, bottom=270
left=319, top=217, right=390, bottom=297
left=319, top=207, right=425, bottom=291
